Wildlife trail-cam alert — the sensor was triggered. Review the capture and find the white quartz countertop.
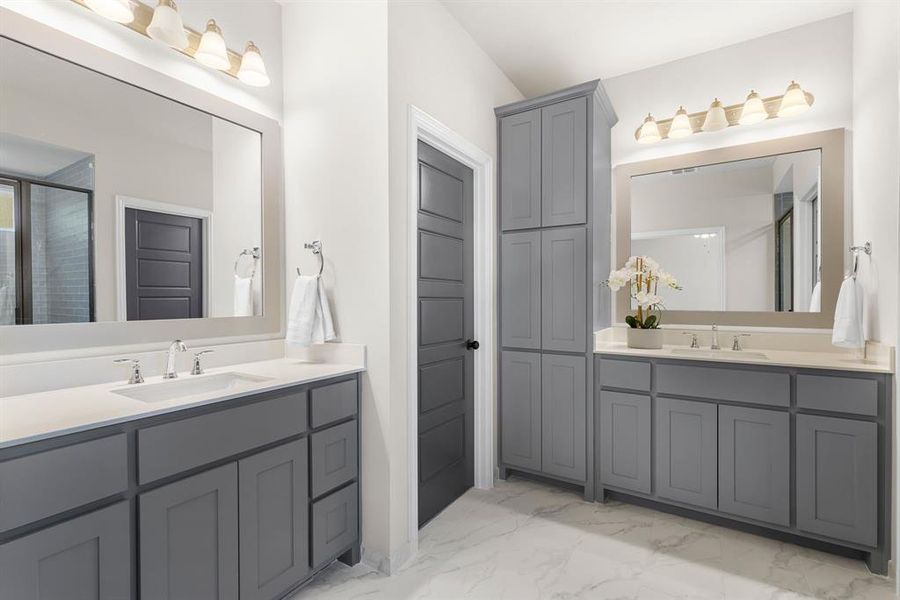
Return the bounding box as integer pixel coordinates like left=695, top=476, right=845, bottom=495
left=0, top=359, right=364, bottom=449
left=594, top=340, right=893, bottom=373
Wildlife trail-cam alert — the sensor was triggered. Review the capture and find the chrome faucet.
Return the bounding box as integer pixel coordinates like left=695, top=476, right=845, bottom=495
left=710, top=324, right=720, bottom=350
left=164, top=340, right=187, bottom=379
left=732, top=334, right=751, bottom=351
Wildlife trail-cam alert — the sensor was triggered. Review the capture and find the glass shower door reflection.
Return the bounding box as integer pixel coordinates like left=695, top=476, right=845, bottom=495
left=0, top=180, right=17, bottom=325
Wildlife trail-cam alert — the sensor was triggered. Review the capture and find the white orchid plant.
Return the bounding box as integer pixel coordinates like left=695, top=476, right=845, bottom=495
left=606, top=256, right=681, bottom=329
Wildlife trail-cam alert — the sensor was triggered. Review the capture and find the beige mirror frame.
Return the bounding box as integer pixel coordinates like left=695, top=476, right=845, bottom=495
left=614, top=128, right=845, bottom=328
left=0, top=10, right=284, bottom=356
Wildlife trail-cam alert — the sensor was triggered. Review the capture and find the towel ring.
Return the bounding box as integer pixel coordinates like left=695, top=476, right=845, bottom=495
left=849, top=242, right=872, bottom=279
left=297, top=240, right=324, bottom=276
left=234, top=247, right=261, bottom=278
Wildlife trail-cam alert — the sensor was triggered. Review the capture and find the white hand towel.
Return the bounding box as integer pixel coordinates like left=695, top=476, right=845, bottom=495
left=287, top=275, right=336, bottom=346
left=832, top=277, right=864, bottom=348
left=808, top=280, right=821, bottom=312
left=234, top=274, right=254, bottom=317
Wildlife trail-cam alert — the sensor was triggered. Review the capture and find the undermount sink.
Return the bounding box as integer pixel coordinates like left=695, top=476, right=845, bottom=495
left=670, top=348, right=770, bottom=361
left=113, top=372, right=273, bottom=403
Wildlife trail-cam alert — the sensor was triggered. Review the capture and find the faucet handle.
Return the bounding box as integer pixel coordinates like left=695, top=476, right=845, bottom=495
left=682, top=332, right=700, bottom=349
left=114, top=358, right=144, bottom=384
left=732, top=334, right=750, bottom=351
left=191, top=350, right=214, bottom=375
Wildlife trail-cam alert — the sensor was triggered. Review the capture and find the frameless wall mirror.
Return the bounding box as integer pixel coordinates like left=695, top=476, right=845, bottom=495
left=615, top=129, right=844, bottom=329
left=631, top=149, right=821, bottom=313
left=0, top=37, right=263, bottom=326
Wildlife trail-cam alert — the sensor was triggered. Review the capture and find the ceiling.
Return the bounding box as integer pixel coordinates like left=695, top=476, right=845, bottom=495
left=441, top=0, right=855, bottom=97
left=0, top=133, right=92, bottom=179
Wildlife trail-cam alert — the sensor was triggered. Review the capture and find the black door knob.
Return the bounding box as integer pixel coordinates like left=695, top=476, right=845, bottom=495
left=466, top=339, right=480, bottom=350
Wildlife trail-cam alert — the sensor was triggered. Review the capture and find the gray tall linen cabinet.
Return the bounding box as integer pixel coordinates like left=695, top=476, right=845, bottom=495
left=496, top=80, right=618, bottom=498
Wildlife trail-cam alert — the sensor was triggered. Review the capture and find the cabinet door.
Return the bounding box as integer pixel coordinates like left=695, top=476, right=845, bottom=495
left=718, top=406, right=789, bottom=526
left=501, top=231, right=541, bottom=349
left=239, top=440, right=309, bottom=600
left=542, top=354, right=586, bottom=481
left=500, top=109, right=541, bottom=230
left=656, top=398, right=718, bottom=509
left=140, top=464, right=239, bottom=600
left=796, top=414, right=877, bottom=546
left=598, top=391, right=651, bottom=493
left=542, top=227, right=587, bottom=352
left=0, top=503, right=131, bottom=600
left=500, top=351, right=542, bottom=471
left=541, top=97, right=587, bottom=227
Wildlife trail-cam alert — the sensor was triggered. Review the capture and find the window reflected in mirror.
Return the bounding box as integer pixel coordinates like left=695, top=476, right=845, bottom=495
left=630, top=149, right=822, bottom=313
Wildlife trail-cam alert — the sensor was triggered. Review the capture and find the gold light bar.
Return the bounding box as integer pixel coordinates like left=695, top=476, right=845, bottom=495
left=70, top=0, right=243, bottom=79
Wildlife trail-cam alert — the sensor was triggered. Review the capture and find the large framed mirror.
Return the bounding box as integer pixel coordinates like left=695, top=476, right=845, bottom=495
left=614, top=129, right=845, bottom=328
left=0, top=10, right=283, bottom=355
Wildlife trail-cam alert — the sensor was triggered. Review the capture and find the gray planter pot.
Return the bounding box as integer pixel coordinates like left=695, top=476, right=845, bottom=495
left=626, top=327, right=664, bottom=349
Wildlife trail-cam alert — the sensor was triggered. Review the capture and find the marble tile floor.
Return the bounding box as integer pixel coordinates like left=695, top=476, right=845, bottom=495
left=291, top=477, right=895, bottom=600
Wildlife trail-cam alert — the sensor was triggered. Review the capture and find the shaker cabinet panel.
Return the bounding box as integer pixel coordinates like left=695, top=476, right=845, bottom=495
left=500, top=109, right=541, bottom=230
left=718, top=406, right=789, bottom=526
left=796, top=415, right=877, bottom=546
left=541, top=98, right=587, bottom=226
left=0, top=502, right=131, bottom=600
left=541, top=227, right=587, bottom=352
left=656, top=397, right=718, bottom=509
left=239, top=440, right=310, bottom=600
left=501, top=232, right=542, bottom=349
left=598, top=391, right=651, bottom=494
left=140, top=464, right=239, bottom=600
left=541, top=354, right=586, bottom=482
left=500, top=351, right=542, bottom=471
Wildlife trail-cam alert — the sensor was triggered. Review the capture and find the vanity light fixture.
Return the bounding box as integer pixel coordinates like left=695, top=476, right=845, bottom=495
left=84, top=0, right=134, bottom=23
left=634, top=82, right=814, bottom=144
left=146, top=0, right=188, bottom=50
left=237, top=42, right=271, bottom=87
left=195, top=19, right=230, bottom=71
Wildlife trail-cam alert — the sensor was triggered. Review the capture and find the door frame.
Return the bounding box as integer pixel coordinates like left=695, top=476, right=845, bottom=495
left=115, top=195, right=212, bottom=321
left=406, top=106, right=495, bottom=550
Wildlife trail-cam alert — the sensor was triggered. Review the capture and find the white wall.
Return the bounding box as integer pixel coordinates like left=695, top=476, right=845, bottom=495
left=281, top=0, right=393, bottom=570
left=386, top=0, right=523, bottom=569
left=1, top=0, right=283, bottom=122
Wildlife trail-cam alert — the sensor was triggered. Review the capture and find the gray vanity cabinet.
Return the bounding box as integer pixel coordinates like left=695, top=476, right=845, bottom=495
left=140, top=463, right=240, bottom=600
left=718, top=405, right=789, bottom=526
left=541, top=227, right=587, bottom=352
left=655, top=397, right=718, bottom=509
left=239, top=440, right=310, bottom=600
left=796, top=414, right=877, bottom=546
left=598, top=391, right=651, bottom=494
left=541, top=97, right=587, bottom=227
left=500, top=108, right=541, bottom=230
left=501, top=231, right=541, bottom=349
left=0, top=502, right=131, bottom=600
left=541, top=354, right=587, bottom=481
left=500, top=351, right=542, bottom=471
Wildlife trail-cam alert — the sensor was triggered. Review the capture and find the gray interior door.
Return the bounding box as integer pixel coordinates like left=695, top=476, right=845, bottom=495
left=124, top=207, right=203, bottom=320
left=417, top=140, right=474, bottom=527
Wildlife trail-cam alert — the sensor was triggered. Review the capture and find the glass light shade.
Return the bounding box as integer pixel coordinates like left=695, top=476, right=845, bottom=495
left=146, top=0, right=188, bottom=50
left=777, top=81, right=811, bottom=117
left=84, top=0, right=133, bottom=23
left=667, top=106, right=693, bottom=138
left=636, top=114, right=661, bottom=144
left=739, top=90, right=768, bottom=125
left=701, top=98, right=729, bottom=132
left=238, top=42, right=270, bottom=87
left=195, top=19, right=230, bottom=71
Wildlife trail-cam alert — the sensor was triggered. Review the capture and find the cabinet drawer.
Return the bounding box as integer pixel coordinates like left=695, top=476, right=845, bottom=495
left=138, top=389, right=307, bottom=484
left=657, top=363, right=789, bottom=407
left=797, top=374, right=878, bottom=416
left=310, top=378, right=358, bottom=428
left=311, top=483, right=359, bottom=567
left=598, top=357, right=651, bottom=391
left=0, top=434, right=127, bottom=532
left=310, top=420, right=358, bottom=497
left=0, top=502, right=131, bottom=600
